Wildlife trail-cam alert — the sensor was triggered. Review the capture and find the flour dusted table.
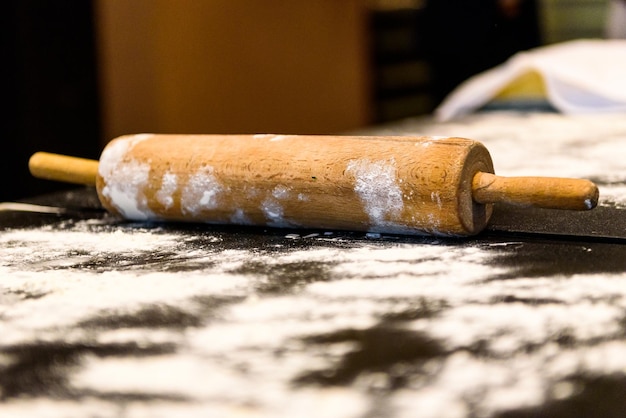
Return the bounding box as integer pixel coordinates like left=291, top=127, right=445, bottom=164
left=2, top=112, right=626, bottom=417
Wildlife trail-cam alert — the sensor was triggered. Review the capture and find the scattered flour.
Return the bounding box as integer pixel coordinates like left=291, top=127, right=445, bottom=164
left=272, top=185, right=290, bottom=199
left=2, top=219, right=626, bottom=417
left=261, top=198, right=284, bottom=225
left=3, top=113, right=626, bottom=417
left=98, top=134, right=154, bottom=220
left=230, top=208, right=252, bottom=225
left=359, top=112, right=626, bottom=211
left=156, top=172, right=178, bottom=209
left=346, top=159, right=404, bottom=226
left=181, top=166, right=224, bottom=216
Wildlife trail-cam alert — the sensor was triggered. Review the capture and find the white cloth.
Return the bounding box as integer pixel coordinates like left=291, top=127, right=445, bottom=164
left=435, top=39, right=626, bottom=121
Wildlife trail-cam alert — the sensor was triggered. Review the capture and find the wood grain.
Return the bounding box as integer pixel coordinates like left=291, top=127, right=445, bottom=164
left=95, top=134, right=494, bottom=236
left=473, top=172, right=599, bottom=210
left=29, top=134, right=600, bottom=236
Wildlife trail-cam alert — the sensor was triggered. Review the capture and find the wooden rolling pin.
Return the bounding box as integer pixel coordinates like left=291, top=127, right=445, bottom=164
left=29, top=134, right=599, bottom=236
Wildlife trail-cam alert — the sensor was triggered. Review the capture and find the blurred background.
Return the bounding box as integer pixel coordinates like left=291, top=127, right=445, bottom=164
left=1, top=0, right=618, bottom=200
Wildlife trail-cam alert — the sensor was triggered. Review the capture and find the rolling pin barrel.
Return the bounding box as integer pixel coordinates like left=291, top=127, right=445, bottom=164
left=28, top=134, right=599, bottom=237
left=94, top=134, right=495, bottom=236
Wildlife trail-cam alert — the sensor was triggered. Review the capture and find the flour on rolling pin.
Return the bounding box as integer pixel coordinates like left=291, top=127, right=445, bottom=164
left=29, top=134, right=599, bottom=237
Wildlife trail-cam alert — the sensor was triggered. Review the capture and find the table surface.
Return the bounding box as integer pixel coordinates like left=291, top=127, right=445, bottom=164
left=2, top=112, right=626, bottom=418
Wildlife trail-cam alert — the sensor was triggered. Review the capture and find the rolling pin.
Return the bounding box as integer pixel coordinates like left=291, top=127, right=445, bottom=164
left=28, top=134, right=599, bottom=237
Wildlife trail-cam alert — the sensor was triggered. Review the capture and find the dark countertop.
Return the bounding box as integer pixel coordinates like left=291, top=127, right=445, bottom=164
left=2, top=112, right=626, bottom=418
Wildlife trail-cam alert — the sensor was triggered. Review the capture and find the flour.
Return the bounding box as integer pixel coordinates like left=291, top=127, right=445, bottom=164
left=272, top=185, right=290, bottom=199
left=431, top=191, right=443, bottom=209
left=359, top=112, right=626, bottom=209
left=156, top=172, right=178, bottom=209
left=98, top=134, right=154, bottom=220
left=230, top=208, right=252, bottom=224
left=346, top=159, right=404, bottom=227
left=3, top=112, right=626, bottom=418
left=100, top=159, right=152, bottom=220
left=261, top=197, right=286, bottom=226
left=2, top=218, right=626, bottom=417
left=181, top=166, right=224, bottom=216
left=0, top=225, right=177, bottom=260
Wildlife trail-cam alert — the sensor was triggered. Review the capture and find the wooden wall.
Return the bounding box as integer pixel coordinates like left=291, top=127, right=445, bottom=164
left=94, top=0, right=371, bottom=143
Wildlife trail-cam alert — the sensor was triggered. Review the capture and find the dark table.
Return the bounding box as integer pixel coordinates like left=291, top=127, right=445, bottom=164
left=2, top=112, right=626, bottom=417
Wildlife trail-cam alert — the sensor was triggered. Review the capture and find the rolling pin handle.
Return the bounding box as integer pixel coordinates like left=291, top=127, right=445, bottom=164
left=29, top=152, right=99, bottom=186
left=472, top=172, right=599, bottom=211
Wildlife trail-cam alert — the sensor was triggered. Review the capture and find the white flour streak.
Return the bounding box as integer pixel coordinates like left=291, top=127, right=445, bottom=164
left=431, top=191, right=443, bottom=209
left=230, top=208, right=252, bottom=224
left=262, top=198, right=285, bottom=225
left=98, top=135, right=154, bottom=220
left=156, top=172, right=178, bottom=209
left=0, top=226, right=178, bottom=259
left=346, top=159, right=404, bottom=226
left=101, top=160, right=151, bottom=220
left=0, top=269, right=250, bottom=343
left=601, top=184, right=626, bottom=206
left=272, top=185, right=290, bottom=199
left=72, top=352, right=368, bottom=418
left=262, top=184, right=299, bottom=227
left=181, top=166, right=223, bottom=216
